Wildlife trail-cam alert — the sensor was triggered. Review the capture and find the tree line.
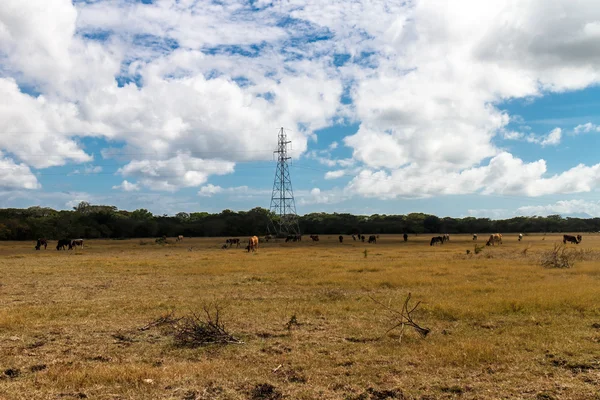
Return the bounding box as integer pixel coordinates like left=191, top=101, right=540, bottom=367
left=0, top=202, right=598, bottom=241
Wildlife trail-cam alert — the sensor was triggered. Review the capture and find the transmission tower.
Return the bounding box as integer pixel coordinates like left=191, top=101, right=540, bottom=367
left=268, top=127, right=301, bottom=238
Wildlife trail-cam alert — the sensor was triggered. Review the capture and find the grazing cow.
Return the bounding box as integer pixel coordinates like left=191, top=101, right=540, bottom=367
left=361, top=235, right=365, bottom=242
left=175, top=235, right=184, bottom=242
left=473, top=234, right=477, bottom=241
left=368, top=235, right=376, bottom=243
left=352, top=234, right=356, bottom=241
left=486, top=234, right=503, bottom=246
left=518, top=233, right=523, bottom=242
left=338, top=235, right=343, bottom=243
left=430, top=236, right=444, bottom=246
left=226, top=238, right=240, bottom=248
left=56, top=239, right=72, bottom=251
left=563, top=234, right=582, bottom=244
left=403, top=233, right=408, bottom=242
left=247, top=236, right=259, bottom=252
left=310, top=235, right=319, bottom=242
left=35, top=238, right=48, bottom=250
left=71, top=239, right=84, bottom=249
left=443, top=234, right=450, bottom=242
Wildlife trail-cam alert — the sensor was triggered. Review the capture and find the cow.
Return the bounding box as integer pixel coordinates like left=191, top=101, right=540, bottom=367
left=403, top=233, right=408, bottom=242
left=361, top=235, right=365, bottom=242
left=338, top=235, right=343, bottom=243
left=443, top=234, right=450, bottom=242
left=352, top=234, right=357, bottom=241
left=56, top=239, right=72, bottom=251
left=35, top=238, right=48, bottom=250
left=563, top=234, right=582, bottom=244
left=247, top=236, right=259, bottom=252
left=518, top=233, right=523, bottom=242
left=71, top=239, right=84, bottom=249
left=176, top=235, right=184, bottom=242
left=310, top=235, right=319, bottom=242
left=473, top=234, right=477, bottom=241
left=486, top=234, right=503, bottom=246
left=226, top=238, right=240, bottom=248
left=430, top=236, right=444, bottom=246
left=368, top=235, right=376, bottom=243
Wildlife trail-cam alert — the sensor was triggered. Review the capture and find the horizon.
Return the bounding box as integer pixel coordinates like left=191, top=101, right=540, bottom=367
left=2, top=1, right=600, bottom=219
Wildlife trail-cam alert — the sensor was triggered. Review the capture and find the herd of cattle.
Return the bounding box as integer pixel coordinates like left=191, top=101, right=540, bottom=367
left=32, top=233, right=584, bottom=252
left=34, top=238, right=84, bottom=250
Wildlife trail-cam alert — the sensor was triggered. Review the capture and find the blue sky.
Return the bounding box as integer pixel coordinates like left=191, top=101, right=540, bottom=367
left=2, top=0, right=600, bottom=218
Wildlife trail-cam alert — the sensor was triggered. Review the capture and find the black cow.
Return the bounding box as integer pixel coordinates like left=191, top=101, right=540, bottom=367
left=403, top=233, right=408, bottom=242
left=56, top=239, right=72, bottom=250
left=361, top=235, right=365, bottom=242
left=430, top=236, right=444, bottom=246
left=338, top=235, right=343, bottom=243
left=563, top=234, right=582, bottom=244
left=368, top=235, right=376, bottom=243
left=226, top=238, right=240, bottom=248
left=35, top=238, right=47, bottom=250
left=310, top=235, right=319, bottom=242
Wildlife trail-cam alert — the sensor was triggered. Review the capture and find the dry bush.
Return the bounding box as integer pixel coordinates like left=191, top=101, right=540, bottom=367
left=172, top=304, right=242, bottom=347
left=540, top=244, right=582, bottom=269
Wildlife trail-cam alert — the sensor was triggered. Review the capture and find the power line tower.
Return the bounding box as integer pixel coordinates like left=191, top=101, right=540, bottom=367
left=268, top=127, right=301, bottom=238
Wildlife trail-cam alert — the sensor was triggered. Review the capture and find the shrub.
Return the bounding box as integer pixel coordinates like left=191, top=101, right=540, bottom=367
left=540, top=244, right=581, bottom=269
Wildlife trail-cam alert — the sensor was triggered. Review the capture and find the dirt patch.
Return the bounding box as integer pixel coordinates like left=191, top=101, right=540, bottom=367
left=346, top=387, right=405, bottom=400
left=29, top=364, right=47, bottom=372
left=3, top=368, right=20, bottom=378
left=249, top=383, right=283, bottom=400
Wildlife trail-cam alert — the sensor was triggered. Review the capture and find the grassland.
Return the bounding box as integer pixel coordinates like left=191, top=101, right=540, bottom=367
left=0, top=234, right=599, bottom=400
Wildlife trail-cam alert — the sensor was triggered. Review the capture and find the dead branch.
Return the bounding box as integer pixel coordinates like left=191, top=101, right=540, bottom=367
left=369, top=293, right=430, bottom=340
left=138, top=311, right=180, bottom=331
left=172, top=304, right=243, bottom=347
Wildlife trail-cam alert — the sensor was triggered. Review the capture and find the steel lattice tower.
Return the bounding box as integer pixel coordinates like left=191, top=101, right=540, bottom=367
left=268, top=127, right=301, bottom=237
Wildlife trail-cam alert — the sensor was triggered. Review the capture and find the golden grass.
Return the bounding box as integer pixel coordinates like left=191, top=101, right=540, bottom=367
left=1, top=234, right=600, bottom=399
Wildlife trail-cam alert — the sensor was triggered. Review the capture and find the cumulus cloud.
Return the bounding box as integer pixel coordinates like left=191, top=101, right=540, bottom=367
left=112, top=180, right=140, bottom=192
left=2, top=0, right=600, bottom=202
left=0, top=153, right=40, bottom=189
left=518, top=200, right=600, bottom=217
left=198, top=184, right=224, bottom=197
left=346, top=152, right=600, bottom=199
left=118, top=154, right=235, bottom=191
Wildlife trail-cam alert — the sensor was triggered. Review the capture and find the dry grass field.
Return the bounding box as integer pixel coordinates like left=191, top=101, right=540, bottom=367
left=1, top=234, right=600, bottom=400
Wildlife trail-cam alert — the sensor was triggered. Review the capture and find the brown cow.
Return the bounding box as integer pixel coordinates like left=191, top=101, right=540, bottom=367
left=176, top=235, right=184, bottom=242
left=247, top=236, right=259, bottom=252
left=71, top=239, right=84, bottom=249
left=486, top=233, right=502, bottom=246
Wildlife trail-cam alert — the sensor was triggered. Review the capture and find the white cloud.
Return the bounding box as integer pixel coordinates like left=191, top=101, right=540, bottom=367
left=118, top=154, right=235, bottom=191
left=112, top=180, right=140, bottom=192
left=346, top=152, right=600, bottom=199
left=518, top=199, right=600, bottom=217
left=198, top=184, right=223, bottom=197
left=0, top=153, right=40, bottom=189
left=1, top=0, right=600, bottom=202
left=297, top=187, right=349, bottom=206
left=573, top=122, right=600, bottom=134
left=324, top=170, right=346, bottom=180
left=328, top=141, right=338, bottom=150
left=73, top=165, right=103, bottom=175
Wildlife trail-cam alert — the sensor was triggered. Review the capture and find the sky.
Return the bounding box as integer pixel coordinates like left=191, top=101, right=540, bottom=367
left=2, top=0, right=600, bottom=218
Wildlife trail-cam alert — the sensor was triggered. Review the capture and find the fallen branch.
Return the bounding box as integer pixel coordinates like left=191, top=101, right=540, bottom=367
left=369, top=292, right=430, bottom=341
